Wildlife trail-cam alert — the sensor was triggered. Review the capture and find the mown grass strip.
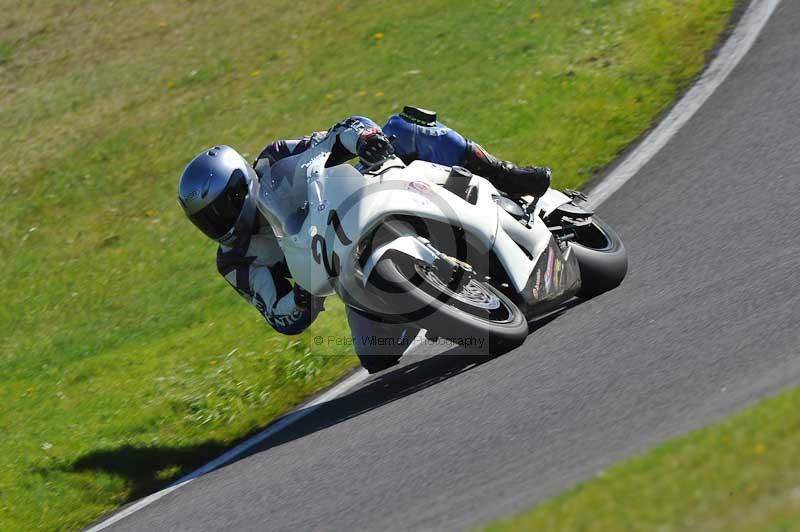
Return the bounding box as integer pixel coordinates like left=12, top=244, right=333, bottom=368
left=0, top=0, right=735, bottom=529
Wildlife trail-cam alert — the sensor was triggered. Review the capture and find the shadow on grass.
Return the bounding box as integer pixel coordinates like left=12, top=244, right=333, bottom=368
left=65, top=347, right=485, bottom=503
left=66, top=299, right=578, bottom=507
left=69, top=441, right=230, bottom=500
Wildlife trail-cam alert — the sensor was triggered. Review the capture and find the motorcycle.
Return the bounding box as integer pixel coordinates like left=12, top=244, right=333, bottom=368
left=256, top=133, right=627, bottom=353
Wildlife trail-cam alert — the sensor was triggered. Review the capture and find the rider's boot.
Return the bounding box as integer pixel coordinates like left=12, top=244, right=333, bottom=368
left=459, top=140, right=551, bottom=197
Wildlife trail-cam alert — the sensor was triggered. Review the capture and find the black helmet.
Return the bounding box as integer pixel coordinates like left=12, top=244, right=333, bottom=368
left=177, top=145, right=259, bottom=247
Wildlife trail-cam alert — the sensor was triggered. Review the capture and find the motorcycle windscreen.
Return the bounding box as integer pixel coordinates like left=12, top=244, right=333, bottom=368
left=256, top=155, right=310, bottom=238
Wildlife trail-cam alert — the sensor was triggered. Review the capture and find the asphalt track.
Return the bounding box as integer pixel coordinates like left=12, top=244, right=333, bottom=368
left=103, top=2, right=800, bottom=530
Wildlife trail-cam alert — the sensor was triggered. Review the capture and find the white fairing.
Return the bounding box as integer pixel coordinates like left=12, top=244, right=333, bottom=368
left=523, top=188, right=572, bottom=218
left=256, top=138, right=580, bottom=314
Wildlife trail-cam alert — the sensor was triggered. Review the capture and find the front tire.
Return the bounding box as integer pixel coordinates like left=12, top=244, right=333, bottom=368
left=367, top=252, right=528, bottom=355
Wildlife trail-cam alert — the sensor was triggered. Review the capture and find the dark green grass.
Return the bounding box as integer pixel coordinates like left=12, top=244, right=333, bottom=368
left=0, top=0, right=735, bottom=529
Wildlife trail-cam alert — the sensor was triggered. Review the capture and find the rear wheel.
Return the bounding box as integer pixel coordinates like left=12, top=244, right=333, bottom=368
left=568, top=215, right=628, bottom=298
left=368, top=252, right=528, bottom=355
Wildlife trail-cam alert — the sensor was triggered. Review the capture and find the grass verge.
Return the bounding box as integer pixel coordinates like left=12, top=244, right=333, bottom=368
left=0, top=0, right=735, bottom=529
left=483, top=387, right=800, bottom=532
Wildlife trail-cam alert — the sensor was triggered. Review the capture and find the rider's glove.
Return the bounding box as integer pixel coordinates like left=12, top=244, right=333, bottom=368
left=357, top=128, right=394, bottom=165
left=293, top=284, right=325, bottom=314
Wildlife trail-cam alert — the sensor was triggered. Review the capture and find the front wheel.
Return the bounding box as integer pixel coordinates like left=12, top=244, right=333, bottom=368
left=569, top=215, right=628, bottom=298
left=367, top=252, right=528, bottom=355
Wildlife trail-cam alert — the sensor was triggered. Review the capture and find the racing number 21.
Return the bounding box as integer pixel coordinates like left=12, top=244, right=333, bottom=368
left=311, top=210, right=351, bottom=277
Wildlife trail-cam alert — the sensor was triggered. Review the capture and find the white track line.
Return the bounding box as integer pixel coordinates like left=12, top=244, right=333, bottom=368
left=86, top=2, right=781, bottom=529
left=87, top=328, right=428, bottom=531
left=588, top=0, right=782, bottom=208
left=86, top=369, right=371, bottom=532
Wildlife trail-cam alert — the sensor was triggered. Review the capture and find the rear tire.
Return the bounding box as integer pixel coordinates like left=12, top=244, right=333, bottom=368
left=569, top=215, right=628, bottom=298
left=368, top=253, right=528, bottom=355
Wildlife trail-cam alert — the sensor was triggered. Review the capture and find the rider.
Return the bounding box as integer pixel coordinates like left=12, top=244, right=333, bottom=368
left=177, top=107, right=551, bottom=373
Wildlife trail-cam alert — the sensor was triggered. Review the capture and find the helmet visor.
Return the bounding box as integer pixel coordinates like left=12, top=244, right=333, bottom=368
left=188, top=169, right=249, bottom=240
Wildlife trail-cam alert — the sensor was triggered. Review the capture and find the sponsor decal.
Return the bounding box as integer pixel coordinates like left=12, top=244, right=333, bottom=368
left=256, top=293, right=306, bottom=330
left=531, top=269, right=542, bottom=299
left=360, top=127, right=379, bottom=139
left=269, top=307, right=305, bottom=329
left=300, top=151, right=328, bottom=170
left=407, top=181, right=432, bottom=194
left=544, top=244, right=556, bottom=292
left=553, top=256, right=563, bottom=285
left=253, top=293, right=268, bottom=314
